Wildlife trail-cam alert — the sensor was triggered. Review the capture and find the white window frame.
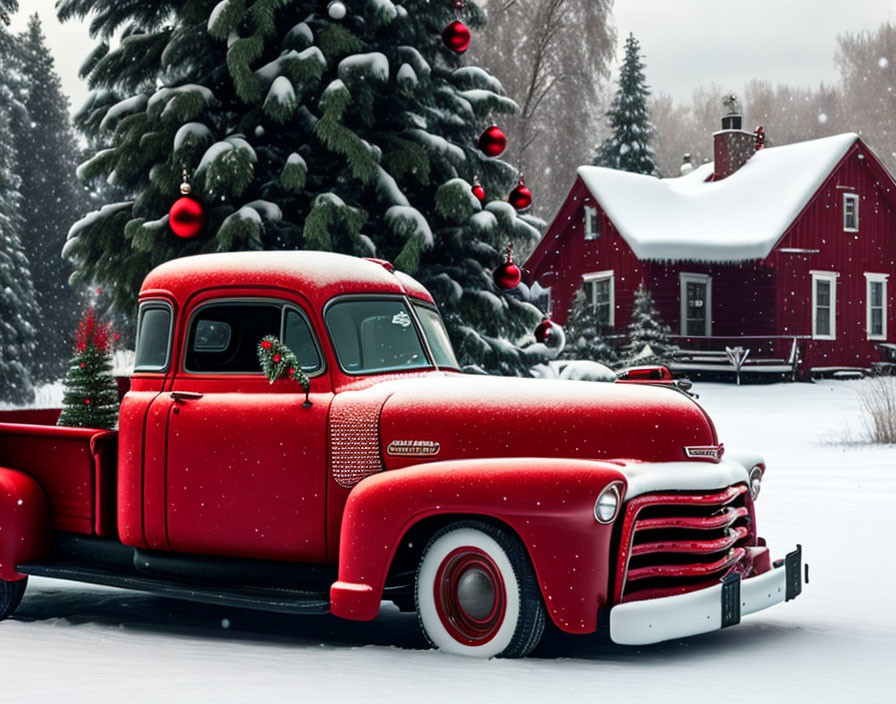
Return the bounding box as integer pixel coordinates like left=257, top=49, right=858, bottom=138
left=865, top=272, right=888, bottom=341
left=811, top=271, right=838, bottom=340
left=584, top=206, right=599, bottom=240
left=679, top=273, right=712, bottom=336
left=582, top=270, right=614, bottom=327
left=541, top=287, right=552, bottom=317
left=843, top=193, right=859, bottom=232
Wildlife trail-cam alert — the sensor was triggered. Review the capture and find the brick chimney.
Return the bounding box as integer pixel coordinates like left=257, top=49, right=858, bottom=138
left=713, top=94, right=755, bottom=180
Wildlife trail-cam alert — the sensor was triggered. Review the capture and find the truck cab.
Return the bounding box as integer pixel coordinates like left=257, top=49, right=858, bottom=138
left=0, top=251, right=804, bottom=658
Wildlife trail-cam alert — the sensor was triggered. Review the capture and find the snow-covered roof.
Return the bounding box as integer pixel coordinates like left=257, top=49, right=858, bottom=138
left=578, top=132, right=859, bottom=262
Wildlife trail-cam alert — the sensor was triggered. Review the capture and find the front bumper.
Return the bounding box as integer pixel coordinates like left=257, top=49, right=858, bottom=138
left=609, top=545, right=804, bottom=645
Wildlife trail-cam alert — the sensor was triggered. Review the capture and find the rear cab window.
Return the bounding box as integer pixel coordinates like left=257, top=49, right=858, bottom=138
left=184, top=300, right=323, bottom=375
left=134, top=302, right=173, bottom=372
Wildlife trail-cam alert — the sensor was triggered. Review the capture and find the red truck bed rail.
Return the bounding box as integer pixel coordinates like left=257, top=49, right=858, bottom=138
left=0, top=412, right=117, bottom=538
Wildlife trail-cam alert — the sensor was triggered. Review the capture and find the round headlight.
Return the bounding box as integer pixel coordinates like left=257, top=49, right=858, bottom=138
left=749, top=465, right=763, bottom=500
left=594, top=482, right=623, bottom=524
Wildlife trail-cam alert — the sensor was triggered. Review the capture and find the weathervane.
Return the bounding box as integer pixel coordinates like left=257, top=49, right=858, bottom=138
left=723, top=93, right=741, bottom=115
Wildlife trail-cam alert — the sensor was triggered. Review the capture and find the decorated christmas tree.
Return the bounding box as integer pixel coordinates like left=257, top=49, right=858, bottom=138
left=0, top=17, right=40, bottom=405
left=57, top=308, right=119, bottom=429
left=559, top=289, right=618, bottom=365
left=593, top=33, right=657, bottom=175
left=60, top=0, right=547, bottom=375
left=622, top=283, right=678, bottom=364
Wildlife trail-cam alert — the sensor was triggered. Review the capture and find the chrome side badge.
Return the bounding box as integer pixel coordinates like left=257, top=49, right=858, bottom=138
left=387, top=440, right=440, bottom=457
left=684, top=444, right=725, bottom=461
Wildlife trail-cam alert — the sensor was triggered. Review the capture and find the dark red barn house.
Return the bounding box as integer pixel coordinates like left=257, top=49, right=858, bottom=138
left=525, top=112, right=896, bottom=376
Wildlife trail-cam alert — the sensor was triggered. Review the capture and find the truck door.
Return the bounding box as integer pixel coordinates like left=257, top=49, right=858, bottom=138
left=162, top=298, right=332, bottom=563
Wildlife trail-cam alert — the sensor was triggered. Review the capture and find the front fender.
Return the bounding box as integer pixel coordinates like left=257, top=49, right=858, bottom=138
left=330, top=457, right=627, bottom=634
left=0, top=467, right=51, bottom=581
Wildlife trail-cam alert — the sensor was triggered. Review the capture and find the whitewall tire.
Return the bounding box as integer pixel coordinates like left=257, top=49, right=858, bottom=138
left=415, top=521, right=545, bottom=658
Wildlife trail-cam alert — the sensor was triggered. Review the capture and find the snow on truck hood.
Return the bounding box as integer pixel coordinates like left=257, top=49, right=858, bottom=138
left=578, top=132, right=858, bottom=262
left=374, top=374, right=720, bottom=468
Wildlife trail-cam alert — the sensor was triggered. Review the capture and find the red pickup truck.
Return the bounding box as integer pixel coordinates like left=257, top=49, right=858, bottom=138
left=0, top=251, right=803, bottom=658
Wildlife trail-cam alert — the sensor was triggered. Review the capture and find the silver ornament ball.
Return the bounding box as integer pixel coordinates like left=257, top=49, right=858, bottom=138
left=328, top=1, right=347, bottom=19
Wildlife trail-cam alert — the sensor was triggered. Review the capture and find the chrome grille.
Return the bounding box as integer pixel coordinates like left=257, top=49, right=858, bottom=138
left=614, top=484, right=756, bottom=603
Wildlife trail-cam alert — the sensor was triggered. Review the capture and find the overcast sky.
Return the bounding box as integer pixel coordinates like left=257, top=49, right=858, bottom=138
left=8, top=0, right=896, bottom=114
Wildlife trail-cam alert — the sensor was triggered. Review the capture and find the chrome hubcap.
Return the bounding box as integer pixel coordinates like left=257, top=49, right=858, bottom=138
left=457, top=568, right=496, bottom=621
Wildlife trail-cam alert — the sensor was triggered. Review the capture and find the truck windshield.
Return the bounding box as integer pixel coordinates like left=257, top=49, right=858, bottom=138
left=326, top=299, right=431, bottom=374
left=412, top=303, right=460, bottom=369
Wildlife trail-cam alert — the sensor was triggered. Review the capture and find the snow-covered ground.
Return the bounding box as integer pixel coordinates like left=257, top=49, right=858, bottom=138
left=1, top=380, right=894, bottom=703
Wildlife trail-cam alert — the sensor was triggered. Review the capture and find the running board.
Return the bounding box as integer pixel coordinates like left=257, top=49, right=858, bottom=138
left=17, top=562, right=330, bottom=615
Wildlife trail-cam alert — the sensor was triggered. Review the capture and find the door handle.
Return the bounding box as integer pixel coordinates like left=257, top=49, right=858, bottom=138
left=171, top=391, right=204, bottom=403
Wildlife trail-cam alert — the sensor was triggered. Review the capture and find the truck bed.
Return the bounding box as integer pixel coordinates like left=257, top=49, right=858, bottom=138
left=0, top=409, right=118, bottom=537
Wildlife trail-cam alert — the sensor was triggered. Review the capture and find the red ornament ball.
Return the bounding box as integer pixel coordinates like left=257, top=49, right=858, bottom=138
left=84, top=398, right=91, bottom=405
left=442, top=20, right=471, bottom=54
left=478, top=125, right=507, bottom=158
left=493, top=260, right=522, bottom=291
left=509, top=176, right=532, bottom=211
left=169, top=196, right=205, bottom=239
left=534, top=319, right=553, bottom=344
left=472, top=183, right=486, bottom=203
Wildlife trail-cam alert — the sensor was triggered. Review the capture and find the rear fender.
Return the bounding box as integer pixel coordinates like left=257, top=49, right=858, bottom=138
left=330, top=457, right=627, bottom=634
left=0, top=467, right=51, bottom=580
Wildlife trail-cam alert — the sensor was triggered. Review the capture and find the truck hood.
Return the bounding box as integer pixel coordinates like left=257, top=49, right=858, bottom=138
left=368, top=374, right=719, bottom=471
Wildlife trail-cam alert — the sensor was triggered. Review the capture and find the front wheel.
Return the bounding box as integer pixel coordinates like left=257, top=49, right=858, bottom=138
left=0, top=577, right=27, bottom=622
left=415, top=521, right=545, bottom=658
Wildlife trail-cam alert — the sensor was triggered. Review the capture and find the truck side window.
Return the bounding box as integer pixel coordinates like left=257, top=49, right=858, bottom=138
left=284, top=309, right=323, bottom=372
left=134, top=304, right=172, bottom=372
left=185, top=303, right=281, bottom=373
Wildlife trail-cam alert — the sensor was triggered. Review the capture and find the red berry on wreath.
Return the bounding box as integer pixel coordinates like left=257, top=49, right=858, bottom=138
left=261, top=340, right=272, bottom=350
left=273, top=354, right=281, bottom=363
left=509, top=175, right=532, bottom=211
left=169, top=169, right=205, bottom=239
left=493, top=242, right=522, bottom=291
left=478, top=125, right=507, bottom=158
left=442, top=20, right=471, bottom=53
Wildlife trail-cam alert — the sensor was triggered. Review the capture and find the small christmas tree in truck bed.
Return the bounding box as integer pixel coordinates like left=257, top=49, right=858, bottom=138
left=57, top=308, right=119, bottom=429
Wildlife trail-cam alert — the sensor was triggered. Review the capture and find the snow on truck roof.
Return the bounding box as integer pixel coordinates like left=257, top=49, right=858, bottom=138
left=140, top=251, right=434, bottom=305
left=578, top=132, right=860, bottom=262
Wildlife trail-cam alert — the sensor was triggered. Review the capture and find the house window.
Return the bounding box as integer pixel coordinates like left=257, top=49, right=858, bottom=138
left=584, top=206, right=600, bottom=240
left=582, top=270, right=614, bottom=327
left=680, top=273, right=712, bottom=336
left=811, top=271, right=838, bottom=340
left=843, top=193, right=859, bottom=232
left=865, top=273, right=888, bottom=340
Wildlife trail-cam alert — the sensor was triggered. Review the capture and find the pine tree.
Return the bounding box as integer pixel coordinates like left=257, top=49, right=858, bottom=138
left=593, top=33, right=656, bottom=175
left=559, top=289, right=618, bottom=365
left=622, top=284, right=677, bottom=363
left=12, top=15, right=85, bottom=382
left=0, top=23, right=40, bottom=405
left=0, top=1, right=16, bottom=25
left=57, top=308, right=119, bottom=429
left=59, top=0, right=547, bottom=375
